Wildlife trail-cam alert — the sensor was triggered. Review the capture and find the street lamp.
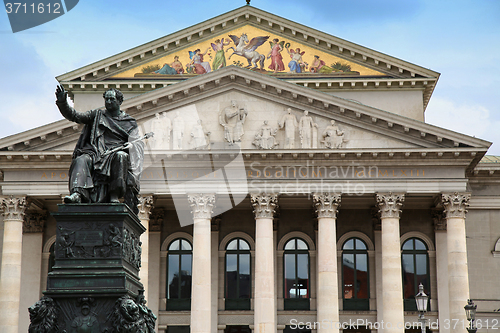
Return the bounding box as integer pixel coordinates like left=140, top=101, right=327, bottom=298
left=464, top=299, right=477, bottom=333
left=415, top=283, right=429, bottom=333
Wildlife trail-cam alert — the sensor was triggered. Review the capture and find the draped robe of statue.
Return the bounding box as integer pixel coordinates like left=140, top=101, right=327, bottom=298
left=57, top=100, right=144, bottom=213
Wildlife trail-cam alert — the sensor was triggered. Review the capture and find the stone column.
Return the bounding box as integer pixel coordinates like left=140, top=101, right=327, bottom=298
left=189, top=193, right=216, bottom=333
left=138, top=195, right=154, bottom=302
left=251, top=193, right=278, bottom=333
left=376, top=193, right=405, bottom=333
left=433, top=209, right=449, bottom=333
left=149, top=208, right=163, bottom=328
left=0, top=196, right=27, bottom=333
left=441, top=193, right=470, bottom=326
left=19, top=211, right=47, bottom=333
left=313, top=193, right=341, bottom=333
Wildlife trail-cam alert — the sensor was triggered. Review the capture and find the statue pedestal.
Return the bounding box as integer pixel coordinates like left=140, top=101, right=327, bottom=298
left=29, top=204, right=155, bottom=333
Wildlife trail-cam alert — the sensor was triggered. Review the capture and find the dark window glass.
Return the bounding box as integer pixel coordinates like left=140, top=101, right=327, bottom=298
left=167, top=238, right=192, bottom=310
left=48, top=243, right=56, bottom=273
left=283, top=238, right=310, bottom=310
left=225, top=238, right=251, bottom=310
left=402, top=238, right=430, bottom=311
left=342, top=237, right=369, bottom=310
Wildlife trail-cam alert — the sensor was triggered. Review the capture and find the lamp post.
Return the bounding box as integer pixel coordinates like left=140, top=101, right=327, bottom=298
left=464, top=299, right=477, bottom=333
left=415, top=283, right=429, bottom=333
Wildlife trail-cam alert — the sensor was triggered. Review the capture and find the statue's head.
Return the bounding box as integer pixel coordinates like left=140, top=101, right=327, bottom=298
left=155, top=113, right=160, bottom=118
left=331, top=120, right=335, bottom=125
left=103, top=89, right=123, bottom=113
left=81, top=305, right=90, bottom=316
left=264, top=120, right=268, bottom=125
left=287, top=108, right=292, bottom=114
left=231, top=100, right=237, bottom=107
left=304, top=110, right=309, bottom=116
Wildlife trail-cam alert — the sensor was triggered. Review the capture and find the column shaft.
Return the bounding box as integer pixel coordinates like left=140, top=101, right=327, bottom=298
left=255, top=217, right=275, bottom=333
left=313, top=193, right=341, bottom=333
left=251, top=193, right=278, bottom=333
left=0, top=196, right=26, bottom=333
left=138, top=196, right=154, bottom=302
left=189, top=194, right=215, bottom=333
left=376, top=193, right=404, bottom=333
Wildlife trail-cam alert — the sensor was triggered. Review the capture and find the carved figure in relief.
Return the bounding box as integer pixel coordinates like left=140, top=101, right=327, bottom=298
left=220, top=101, right=247, bottom=145
left=59, top=229, right=75, bottom=258
left=279, top=108, right=298, bottom=149
left=107, top=223, right=122, bottom=248
left=299, top=110, right=318, bottom=148
left=253, top=120, right=279, bottom=149
left=172, top=111, right=185, bottom=150
left=190, top=120, right=211, bottom=150
left=322, top=120, right=347, bottom=149
left=55, top=86, right=144, bottom=213
left=71, top=298, right=100, bottom=333
left=150, top=113, right=171, bottom=149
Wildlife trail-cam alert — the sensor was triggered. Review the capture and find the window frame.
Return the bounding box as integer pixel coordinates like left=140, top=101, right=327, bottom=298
left=224, top=238, right=252, bottom=310
left=283, top=237, right=310, bottom=310
left=166, top=238, right=193, bottom=311
left=341, top=237, right=370, bottom=311
left=401, top=237, right=430, bottom=311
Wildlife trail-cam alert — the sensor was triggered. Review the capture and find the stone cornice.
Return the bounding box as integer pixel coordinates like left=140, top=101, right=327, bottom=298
left=376, top=192, right=405, bottom=219
left=441, top=192, right=470, bottom=219
left=188, top=193, right=216, bottom=220
left=56, top=6, right=439, bottom=83
left=250, top=193, right=278, bottom=219
left=313, top=193, right=341, bottom=218
left=0, top=195, right=27, bottom=221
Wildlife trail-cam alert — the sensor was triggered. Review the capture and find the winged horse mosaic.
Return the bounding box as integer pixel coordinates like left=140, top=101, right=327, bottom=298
left=227, top=33, right=270, bottom=69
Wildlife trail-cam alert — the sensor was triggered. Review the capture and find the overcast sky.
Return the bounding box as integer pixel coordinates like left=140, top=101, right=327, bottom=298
left=1, top=0, right=499, bottom=154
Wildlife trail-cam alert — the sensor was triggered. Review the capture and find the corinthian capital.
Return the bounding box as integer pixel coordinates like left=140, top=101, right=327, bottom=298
left=313, top=193, right=341, bottom=218
left=0, top=196, right=27, bottom=221
left=188, top=193, right=216, bottom=220
left=137, top=195, right=154, bottom=220
left=441, top=192, right=470, bottom=219
left=376, top=193, right=405, bottom=219
left=251, top=193, right=278, bottom=219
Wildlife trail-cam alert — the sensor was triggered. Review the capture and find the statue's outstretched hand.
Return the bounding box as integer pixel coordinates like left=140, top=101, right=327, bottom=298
left=55, top=85, right=67, bottom=103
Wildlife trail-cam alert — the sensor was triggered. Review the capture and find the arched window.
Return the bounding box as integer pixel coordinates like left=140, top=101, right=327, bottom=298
left=342, top=238, right=369, bottom=310
left=225, top=238, right=251, bottom=310
left=284, top=238, right=310, bottom=310
left=402, top=238, right=430, bottom=311
left=167, top=238, right=192, bottom=310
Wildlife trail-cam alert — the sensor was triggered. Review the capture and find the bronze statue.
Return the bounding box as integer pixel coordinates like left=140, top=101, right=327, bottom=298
left=55, top=85, right=144, bottom=214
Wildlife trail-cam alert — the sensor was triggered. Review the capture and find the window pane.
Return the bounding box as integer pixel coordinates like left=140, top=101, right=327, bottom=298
left=227, top=239, right=238, bottom=250
left=402, top=239, right=413, bottom=250
left=343, top=239, right=354, bottom=250
left=402, top=254, right=415, bottom=298
left=226, top=254, right=238, bottom=299
left=180, top=254, right=192, bottom=298
left=356, top=254, right=368, bottom=299
left=355, top=239, right=367, bottom=250
left=239, top=254, right=251, bottom=298
left=181, top=239, right=192, bottom=251
left=168, top=255, right=179, bottom=299
left=343, top=253, right=354, bottom=299
left=285, top=240, right=295, bottom=250
left=239, top=239, right=250, bottom=250
left=284, top=254, right=296, bottom=298
left=297, top=254, right=309, bottom=298
left=169, top=239, right=180, bottom=251
left=296, top=239, right=308, bottom=250
left=414, top=239, right=426, bottom=250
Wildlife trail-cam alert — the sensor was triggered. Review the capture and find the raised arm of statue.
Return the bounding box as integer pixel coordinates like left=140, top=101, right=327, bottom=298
left=55, top=85, right=95, bottom=124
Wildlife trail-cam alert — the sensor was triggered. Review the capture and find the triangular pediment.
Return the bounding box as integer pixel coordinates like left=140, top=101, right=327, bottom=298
left=55, top=6, right=440, bottom=110
left=2, top=67, right=488, bottom=163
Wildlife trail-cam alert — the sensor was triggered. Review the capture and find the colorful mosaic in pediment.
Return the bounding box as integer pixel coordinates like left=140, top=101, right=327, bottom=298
left=112, top=25, right=385, bottom=78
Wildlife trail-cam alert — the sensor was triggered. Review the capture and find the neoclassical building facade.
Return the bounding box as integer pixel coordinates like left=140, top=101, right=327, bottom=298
left=1, top=5, right=500, bottom=333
